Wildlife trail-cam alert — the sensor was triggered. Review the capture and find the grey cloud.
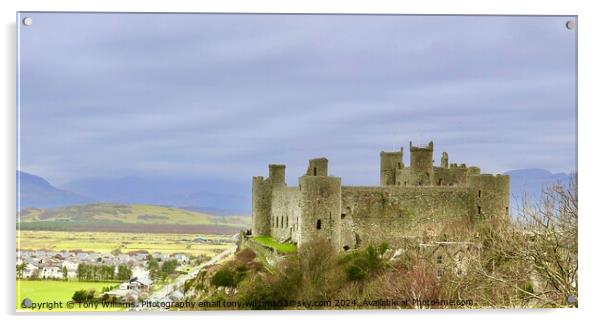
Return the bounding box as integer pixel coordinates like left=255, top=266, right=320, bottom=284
left=18, top=13, right=576, bottom=185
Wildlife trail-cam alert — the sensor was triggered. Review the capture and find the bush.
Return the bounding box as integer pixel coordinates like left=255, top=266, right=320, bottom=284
left=364, top=260, right=441, bottom=307
left=297, top=237, right=340, bottom=300
left=211, top=269, right=236, bottom=288
left=345, top=264, right=366, bottom=281
left=341, top=243, right=388, bottom=282
left=237, top=257, right=302, bottom=310
left=72, top=289, right=96, bottom=303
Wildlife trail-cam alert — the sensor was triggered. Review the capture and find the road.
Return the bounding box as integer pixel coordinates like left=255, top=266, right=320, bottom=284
left=134, top=234, right=238, bottom=310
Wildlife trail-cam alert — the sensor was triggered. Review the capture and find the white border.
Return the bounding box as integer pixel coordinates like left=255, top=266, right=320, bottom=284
left=2, top=1, right=600, bottom=323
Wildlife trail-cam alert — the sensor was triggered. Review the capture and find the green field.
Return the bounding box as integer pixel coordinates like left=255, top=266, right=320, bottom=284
left=17, top=280, right=125, bottom=312
left=18, top=230, right=232, bottom=257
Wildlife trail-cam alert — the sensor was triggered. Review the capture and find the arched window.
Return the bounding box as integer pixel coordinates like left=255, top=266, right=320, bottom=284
left=316, top=219, right=322, bottom=230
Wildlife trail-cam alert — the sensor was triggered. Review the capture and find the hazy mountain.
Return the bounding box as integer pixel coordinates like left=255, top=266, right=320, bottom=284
left=60, top=176, right=251, bottom=215
left=504, top=168, right=572, bottom=215
left=17, top=171, right=93, bottom=209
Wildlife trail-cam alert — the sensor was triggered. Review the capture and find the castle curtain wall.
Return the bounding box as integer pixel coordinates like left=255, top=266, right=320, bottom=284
left=340, top=186, right=475, bottom=248
left=270, top=186, right=302, bottom=243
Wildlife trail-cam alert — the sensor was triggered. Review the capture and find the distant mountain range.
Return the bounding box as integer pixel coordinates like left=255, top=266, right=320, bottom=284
left=17, top=169, right=573, bottom=217
left=17, top=171, right=250, bottom=215
left=504, top=168, right=573, bottom=214
left=17, top=171, right=91, bottom=209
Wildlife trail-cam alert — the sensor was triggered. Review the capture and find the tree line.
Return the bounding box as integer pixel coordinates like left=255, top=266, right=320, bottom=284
left=77, top=263, right=132, bottom=281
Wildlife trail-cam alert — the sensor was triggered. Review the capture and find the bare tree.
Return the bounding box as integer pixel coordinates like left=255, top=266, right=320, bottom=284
left=462, top=174, right=578, bottom=307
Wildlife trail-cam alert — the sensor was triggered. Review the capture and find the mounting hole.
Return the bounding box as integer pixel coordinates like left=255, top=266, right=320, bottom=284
left=22, top=17, right=33, bottom=26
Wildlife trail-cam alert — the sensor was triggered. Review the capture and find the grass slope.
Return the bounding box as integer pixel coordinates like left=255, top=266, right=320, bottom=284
left=251, top=236, right=297, bottom=253
left=17, top=203, right=251, bottom=233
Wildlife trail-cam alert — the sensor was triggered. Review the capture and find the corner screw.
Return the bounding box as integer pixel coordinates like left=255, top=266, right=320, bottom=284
left=566, top=20, right=575, bottom=30
left=22, top=17, right=33, bottom=26
left=21, top=298, right=32, bottom=308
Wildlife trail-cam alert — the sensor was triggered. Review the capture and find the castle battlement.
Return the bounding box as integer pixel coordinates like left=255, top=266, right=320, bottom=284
left=251, top=141, right=510, bottom=251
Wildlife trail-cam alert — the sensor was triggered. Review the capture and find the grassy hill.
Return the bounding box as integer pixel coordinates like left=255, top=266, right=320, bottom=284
left=17, top=203, right=251, bottom=234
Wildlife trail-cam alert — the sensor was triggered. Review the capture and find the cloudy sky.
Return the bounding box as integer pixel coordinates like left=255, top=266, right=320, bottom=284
left=18, top=13, right=577, bottom=186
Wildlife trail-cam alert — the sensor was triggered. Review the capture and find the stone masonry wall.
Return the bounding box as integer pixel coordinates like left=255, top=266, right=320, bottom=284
left=251, top=176, right=272, bottom=236
left=340, top=186, right=475, bottom=249
left=270, top=186, right=302, bottom=243
left=298, top=176, right=342, bottom=249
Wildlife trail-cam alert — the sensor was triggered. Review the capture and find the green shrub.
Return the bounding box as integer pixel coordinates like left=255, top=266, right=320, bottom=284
left=72, top=289, right=95, bottom=303
left=211, top=269, right=236, bottom=287
left=237, top=259, right=302, bottom=310
left=345, top=264, right=366, bottom=281
left=342, top=243, right=388, bottom=282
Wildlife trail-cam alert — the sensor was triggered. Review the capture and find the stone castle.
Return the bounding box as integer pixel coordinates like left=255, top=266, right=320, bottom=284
left=251, top=141, right=509, bottom=251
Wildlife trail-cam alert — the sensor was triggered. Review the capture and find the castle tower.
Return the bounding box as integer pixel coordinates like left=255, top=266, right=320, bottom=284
left=252, top=176, right=272, bottom=236
left=441, top=152, right=449, bottom=168
left=298, top=158, right=342, bottom=250
left=251, top=164, right=286, bottom=236
left=409, top=141, right=434, bottom=186
left=380, top=149, right=403, bottom=186
left=467, top=174, right=510, bottom=222
left=305, top=158, right=328, bottom=176
left=269, top=164, right=286, bottom=187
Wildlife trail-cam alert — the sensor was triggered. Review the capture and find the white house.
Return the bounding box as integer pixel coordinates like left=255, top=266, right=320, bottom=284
left=22, top=263, right=39, bottom=279
left=40, top=266, right=63, bottom=279
left=120, top=276, right=153, bottom=292
left=173, top=253, right=189, bottom=264
left=61, top=260, right=79, bottom=278
left=130, top=277, right=153, bottom=292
